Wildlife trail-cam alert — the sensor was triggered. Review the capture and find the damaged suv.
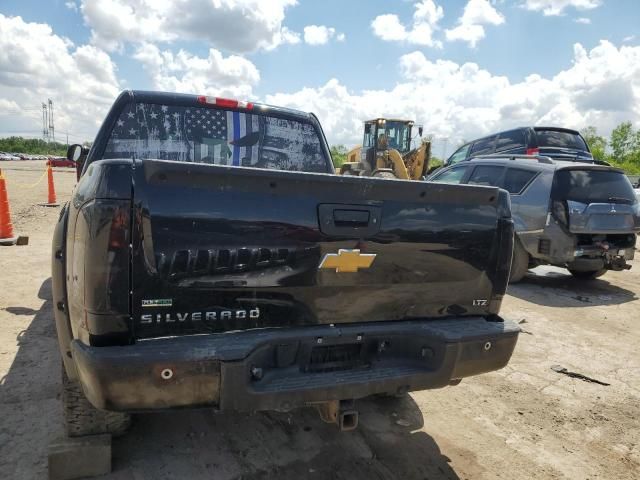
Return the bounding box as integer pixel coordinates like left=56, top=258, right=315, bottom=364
left=428, top=155, right=640, bottom=281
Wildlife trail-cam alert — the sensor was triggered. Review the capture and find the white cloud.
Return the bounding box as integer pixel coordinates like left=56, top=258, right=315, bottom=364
left=622, top=35, right=635, bottom=43
left=574, top=17, right=591, bottom=24
left=303, top=25, right=345, bottom=45
left=279, top=26, right=301, bottom=45
left=0, top=98, right=20, bottom=111
left=445, top=0, right=505, bottom=48
left=65, top=1, right=79, bottom=11
left=0, top=14, right=120, bottom=140
left=266, top=41, right=640, bottom=155
left=371, top=0, right=444, bottom=47
left=371, top=15, right=409, bottom=42
left=2, top=9, right=636, bottom=161
left=522, top=0, right=601, bottom=16
left=133, top=43, right=260, bottom=99
left=80, top=0, right=299, bottom=53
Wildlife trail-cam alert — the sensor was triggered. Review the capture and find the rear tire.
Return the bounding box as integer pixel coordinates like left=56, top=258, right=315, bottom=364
left=509, top=239, right=530, bottom=283
left=568, top=269, right=606, bottom=279
left=62, top=365, right=131, bottom=437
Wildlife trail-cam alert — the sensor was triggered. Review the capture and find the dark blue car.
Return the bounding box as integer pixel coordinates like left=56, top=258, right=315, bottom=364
left=446, top=127, right=594, bottom=165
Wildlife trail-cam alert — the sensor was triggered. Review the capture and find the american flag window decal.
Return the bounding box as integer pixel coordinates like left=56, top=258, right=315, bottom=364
left=104, top=103, right=327, bottom=173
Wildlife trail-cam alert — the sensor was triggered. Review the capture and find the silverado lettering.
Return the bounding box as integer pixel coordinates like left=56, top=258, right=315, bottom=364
left=140, top=308, right=261, bottom=324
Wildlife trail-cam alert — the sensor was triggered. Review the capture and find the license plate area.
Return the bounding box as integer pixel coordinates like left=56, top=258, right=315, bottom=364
left=306, top=343, right=365, bottom=373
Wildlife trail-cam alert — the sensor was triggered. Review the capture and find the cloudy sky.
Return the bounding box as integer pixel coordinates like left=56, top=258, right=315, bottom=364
left=0, top=0, right=638, bottom=157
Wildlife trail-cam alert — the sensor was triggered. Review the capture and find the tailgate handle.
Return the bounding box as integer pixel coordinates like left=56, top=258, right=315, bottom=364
left=333, top=209, right=370, bottom=227
left=318, top=204, right=382, bottom=237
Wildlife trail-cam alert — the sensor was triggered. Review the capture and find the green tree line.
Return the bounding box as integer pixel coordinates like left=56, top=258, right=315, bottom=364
left=330, top=145, right=349, bottom=168
left=0, top=136, right=68, bottom=156
left=582, top=123, right=640, bottom=174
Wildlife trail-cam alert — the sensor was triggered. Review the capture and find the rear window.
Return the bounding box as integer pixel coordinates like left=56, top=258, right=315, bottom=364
left=504, top=168, right=537, bottom=194
left=430, top=165, right=468, bottom=184
left=535, top=129, right=588, bottom=151
left=103, top=102, right=328, bottom=173
left=495, top=129, right=526, bottom=152
left=469, top=136, right=497, bottom=156
left=553, top=169, right=636, bottom=204
left=467, top=165, right=504, bottom=186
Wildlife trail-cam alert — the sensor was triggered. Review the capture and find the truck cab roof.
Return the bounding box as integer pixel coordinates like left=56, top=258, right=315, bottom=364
left=123, top=90, right=316, bottom=122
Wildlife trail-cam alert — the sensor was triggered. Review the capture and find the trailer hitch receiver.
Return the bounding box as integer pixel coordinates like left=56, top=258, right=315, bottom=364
left=316, top=399, right=359, bottom=431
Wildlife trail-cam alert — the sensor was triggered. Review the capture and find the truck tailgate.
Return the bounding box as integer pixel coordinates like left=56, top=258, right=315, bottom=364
left=131, top=159, right=512, bottom=339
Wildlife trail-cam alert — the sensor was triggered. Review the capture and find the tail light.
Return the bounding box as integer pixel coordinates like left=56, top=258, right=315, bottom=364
left=197, top=96, right=253, bottom=110
left=108, top=206, right=129, bottom=250
left=80, top=200, right=130, bottom=341
left=552, top=200, right=569, bottom=226
left=526, top=148, right=539, bottom=155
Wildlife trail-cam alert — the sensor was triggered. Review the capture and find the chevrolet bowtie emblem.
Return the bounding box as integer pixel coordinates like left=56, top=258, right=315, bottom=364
left=318, top=249, right=376, bottom=273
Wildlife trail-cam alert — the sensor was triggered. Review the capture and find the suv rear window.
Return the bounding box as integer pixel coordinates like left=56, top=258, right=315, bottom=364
left=495, top=130, right=526, bottom=152
left=534, top=129, right=588, bottom=151
left=430, top=165, right=468, bottom=184
left=103, top=102, right=328, bottom=173
left=469, top=136, right=497, bottom=156
left=553, top=169, right=636, bottom=204
left=504, top=168, right=537, bottom=194
left=467, top=165, right=504, bottom=186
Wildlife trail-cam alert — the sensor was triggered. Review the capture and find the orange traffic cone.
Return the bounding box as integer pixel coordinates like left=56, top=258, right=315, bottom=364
left=40, top=165, right=59, bottom=207
left=0, top=169, right=18, bottom=245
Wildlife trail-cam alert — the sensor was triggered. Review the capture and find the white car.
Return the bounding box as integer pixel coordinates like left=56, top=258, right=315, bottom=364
left=0, top=151, right=20, bottom=161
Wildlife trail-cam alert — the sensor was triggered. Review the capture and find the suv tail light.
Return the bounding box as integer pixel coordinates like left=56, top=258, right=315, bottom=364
left=526, top=148, right=540, bottom=155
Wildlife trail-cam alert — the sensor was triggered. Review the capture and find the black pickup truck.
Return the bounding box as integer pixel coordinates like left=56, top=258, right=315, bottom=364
left=52, top=90, right=519, bottom=435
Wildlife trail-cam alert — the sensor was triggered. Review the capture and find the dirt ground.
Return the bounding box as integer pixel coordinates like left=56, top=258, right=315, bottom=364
left=0, top=161, right=638, bottom=479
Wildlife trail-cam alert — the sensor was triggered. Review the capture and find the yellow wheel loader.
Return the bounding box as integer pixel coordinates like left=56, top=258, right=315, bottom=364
left=338, top=118, right=431, bottom=180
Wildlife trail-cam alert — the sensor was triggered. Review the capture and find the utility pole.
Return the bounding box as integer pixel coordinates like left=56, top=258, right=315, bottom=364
left=42, top=102, right=49, bottom=142
left=48, top=99, right=55, bottom=143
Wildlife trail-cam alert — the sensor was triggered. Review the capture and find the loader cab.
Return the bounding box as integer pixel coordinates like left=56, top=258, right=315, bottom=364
left=363, top=119, right=414, bottom=155
left=361, top=119, right=416, bottom=172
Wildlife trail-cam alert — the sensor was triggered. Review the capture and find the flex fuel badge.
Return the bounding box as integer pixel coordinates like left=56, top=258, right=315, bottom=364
left=142, top=299, right=173, bottom=308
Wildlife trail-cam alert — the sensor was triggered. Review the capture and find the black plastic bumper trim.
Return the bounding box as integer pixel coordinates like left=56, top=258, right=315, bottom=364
left=70, top=317, right=519, bottom=412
